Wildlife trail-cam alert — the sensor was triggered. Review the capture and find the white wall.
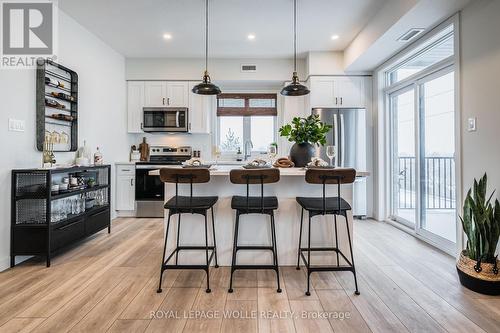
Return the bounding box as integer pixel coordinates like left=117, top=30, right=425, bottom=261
left=460, top=0, right=500, bottom=213
left=0, top=10, right=128, bottom=270
left=126, top=57, right=306, bottom=82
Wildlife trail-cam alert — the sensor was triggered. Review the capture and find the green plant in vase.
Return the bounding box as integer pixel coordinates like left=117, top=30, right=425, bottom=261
left=278, top=114, right=331, bottom=167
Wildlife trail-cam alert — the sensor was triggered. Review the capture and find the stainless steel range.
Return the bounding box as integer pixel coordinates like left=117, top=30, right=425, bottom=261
left=135, top=146, right=192, bottom=217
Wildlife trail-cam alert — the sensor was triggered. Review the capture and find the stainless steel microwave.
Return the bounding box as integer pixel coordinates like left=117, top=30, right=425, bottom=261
left=142, top=107, right=188, bottom=132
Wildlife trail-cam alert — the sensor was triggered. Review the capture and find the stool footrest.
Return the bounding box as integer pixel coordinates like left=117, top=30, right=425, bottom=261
left=300, top=249, right=353, bottom=267
left=163, top=246, right=215, bottom=269
left=236, top=245, right=274, bottom=251
left=232, top=264, right=279, bottom=270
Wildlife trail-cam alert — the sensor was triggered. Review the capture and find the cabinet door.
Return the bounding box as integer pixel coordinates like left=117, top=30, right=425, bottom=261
left=334, top=77, right=365, bottom=108
left=309, top=78, right=335, bottom=108
left=144, top=81, right=167, bottom=107
left=166, top=82, right=189, bottom=107
left=188, top=81, right=212, bottom=133
left=116, top=176, right=135, bottom=211
left=127, top=81, right=144, bottom=133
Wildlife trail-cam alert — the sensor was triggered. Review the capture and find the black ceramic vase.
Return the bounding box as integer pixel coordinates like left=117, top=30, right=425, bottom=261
left=289, top=142, right=315, bottom=167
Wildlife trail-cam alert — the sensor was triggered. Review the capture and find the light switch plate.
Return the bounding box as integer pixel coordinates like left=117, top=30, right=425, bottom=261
left=8, top=118, right=25, bottom=132
left=467, top=117, right=476, bottom=132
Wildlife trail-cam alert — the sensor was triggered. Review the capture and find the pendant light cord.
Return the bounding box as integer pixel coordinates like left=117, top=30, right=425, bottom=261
left=205, top=0, right=209, bottom=72
left=293, top=0, right=297, bottom=72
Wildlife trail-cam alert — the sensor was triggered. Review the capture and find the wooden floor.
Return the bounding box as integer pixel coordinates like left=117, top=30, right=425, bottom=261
left=1, top=218, right=499, bottom=333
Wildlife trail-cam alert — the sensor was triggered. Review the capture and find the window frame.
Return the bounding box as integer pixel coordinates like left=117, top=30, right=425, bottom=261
left=215, top=93, right=278, bottom=155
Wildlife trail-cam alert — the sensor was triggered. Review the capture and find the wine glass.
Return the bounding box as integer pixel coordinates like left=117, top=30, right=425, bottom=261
left=213, top=146, right=221, bottom=166
left=326, top=145, right=336, bottom=167
left=268, top=145, right=277, bottom=166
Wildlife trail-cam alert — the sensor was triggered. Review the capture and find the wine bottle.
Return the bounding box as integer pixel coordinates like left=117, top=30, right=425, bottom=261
left=49, top=113, right=74, bottom=122
left=45, top=97, right=66, bottom=109
left=45, top=76, right=65, bottom=89
left=51, top=91, right=75, bottom=102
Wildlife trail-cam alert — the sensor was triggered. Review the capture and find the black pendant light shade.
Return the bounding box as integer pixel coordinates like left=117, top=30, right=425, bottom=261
left=281, top=0, right=309, bottom=97
left=193, top=0, right=221, bottom=95
left=281, top=71, right=310, bottom=96
left=192, top=71, right=221, bottom=95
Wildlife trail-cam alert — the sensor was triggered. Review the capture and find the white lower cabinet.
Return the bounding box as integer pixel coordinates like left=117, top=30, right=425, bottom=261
left=115, top=164, right=135, bottom=211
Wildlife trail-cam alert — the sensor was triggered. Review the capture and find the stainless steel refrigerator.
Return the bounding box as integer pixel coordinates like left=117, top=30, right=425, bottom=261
left=312, top=108, right=367, bottom=217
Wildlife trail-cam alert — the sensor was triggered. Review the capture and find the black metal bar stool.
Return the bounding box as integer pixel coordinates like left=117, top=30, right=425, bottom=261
left=228, top=168, right=281, bottom=293
left=296, top=168, right=360, bottom=296
left=157, top=168, right=219, bottom=294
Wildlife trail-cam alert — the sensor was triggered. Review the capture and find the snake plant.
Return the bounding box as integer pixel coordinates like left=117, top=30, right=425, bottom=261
left=460, top=174, right=500, bottom=263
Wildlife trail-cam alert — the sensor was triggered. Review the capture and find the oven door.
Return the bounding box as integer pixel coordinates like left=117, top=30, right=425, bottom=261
left=143, top=107, right=188, bottom=132
left=135, top=167, right=164, bottom=201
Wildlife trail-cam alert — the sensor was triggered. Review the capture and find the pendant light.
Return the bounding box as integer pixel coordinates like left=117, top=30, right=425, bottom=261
left=281, top=0, right=310, bottom=96
left=192, top=0, right=221, bottom=95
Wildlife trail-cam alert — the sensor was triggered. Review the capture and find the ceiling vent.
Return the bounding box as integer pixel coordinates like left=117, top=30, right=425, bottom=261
left=397, top=28, right=424, bottom=42
left=241, top=64, right=257, bottom=72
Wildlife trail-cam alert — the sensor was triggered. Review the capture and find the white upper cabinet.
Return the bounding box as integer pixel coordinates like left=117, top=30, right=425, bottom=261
left=144, top=81, right=189, bottom=107
left=127, top=81, right=145, bottom=133
left=166, top=82, right=189, bottom=107
left=309, top=76, right=366, bottom=108
left=144, top=81, right=167, bottom=107
left=188, top=81, right=213, bottom=134
left=309, top=78, right=336, bottom=108
left=334, top=77, right=365, bottom=108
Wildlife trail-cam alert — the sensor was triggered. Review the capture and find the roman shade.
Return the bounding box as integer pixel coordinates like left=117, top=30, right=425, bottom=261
left=217, top=93, right=277, bottom=116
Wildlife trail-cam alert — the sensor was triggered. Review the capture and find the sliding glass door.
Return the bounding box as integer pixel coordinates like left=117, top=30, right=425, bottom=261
left=418, top=70, right=456, bottom=245
left=390, top=87, right=416, bottom=227
left=389, top=67, right=456, bottom=250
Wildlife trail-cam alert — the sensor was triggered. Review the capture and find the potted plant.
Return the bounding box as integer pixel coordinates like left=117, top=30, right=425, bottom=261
left=279, top=115, right=332, bottom=167
left=457, top=173, right=500, bottom=295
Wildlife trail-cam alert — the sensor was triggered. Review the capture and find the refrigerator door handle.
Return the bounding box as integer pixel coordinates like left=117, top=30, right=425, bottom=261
left=333, top=113, right=339, bottom=167
left=340, top=113, right=345, bottom=167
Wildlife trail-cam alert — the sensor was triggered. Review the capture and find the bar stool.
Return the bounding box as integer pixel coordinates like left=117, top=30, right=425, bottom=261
left=228, top=168, right=282, bottom=293
left=296, top=168, right=360, bottom=296
left=157, top=168, right=218, bottom=294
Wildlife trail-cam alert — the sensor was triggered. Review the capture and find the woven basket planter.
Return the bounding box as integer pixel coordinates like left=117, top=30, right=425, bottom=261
left=456, top=251, right=500, bottom=295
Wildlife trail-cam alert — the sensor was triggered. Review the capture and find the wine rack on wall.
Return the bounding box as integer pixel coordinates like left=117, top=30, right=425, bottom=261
left=36, top=60, right=78, bottom=152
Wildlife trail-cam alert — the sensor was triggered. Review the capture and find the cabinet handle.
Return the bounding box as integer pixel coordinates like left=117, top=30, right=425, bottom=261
left=162, top=98, right=165, bottom=105
left=130, top=178, right=134, bottom=186
left=58, top=220, right=81, bottom=231
left=189, top=123, right=191, bottom=131
left=167, top=97, right=170, bottom=105
left=121, top=169, right=131, bottom=172
left=340, top=97, right=343, bottom=105
left=335, top=97, right=338, bottom=105
left=140, top=122, right=143, bottom=129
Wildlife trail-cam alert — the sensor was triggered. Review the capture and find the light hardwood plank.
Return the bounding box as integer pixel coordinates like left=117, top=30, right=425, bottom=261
left=183, top=287, right=227, bottom=332
left=282, top=266, right=319, bottom=300
left=221, top=300, right=258, bottom=333
left=289, top=300, right=333, bottom=333
left=145, top=287, right=199, bottom=333
left=257, top=287, right=295, bottom=333
left=0, top=318, right=46, bottom=333
left=107, top=319, right=150, bottom=333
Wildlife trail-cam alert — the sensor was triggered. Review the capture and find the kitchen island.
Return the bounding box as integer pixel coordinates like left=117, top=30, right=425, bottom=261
left=150, top=166, right=369, bottom=266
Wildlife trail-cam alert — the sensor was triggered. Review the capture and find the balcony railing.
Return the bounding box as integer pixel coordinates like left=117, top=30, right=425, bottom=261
left=398, top=156, right=455, bottom=210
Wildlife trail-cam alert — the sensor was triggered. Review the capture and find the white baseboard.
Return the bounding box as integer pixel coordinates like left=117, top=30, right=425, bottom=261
left=0, top=255, right=32, bottom=272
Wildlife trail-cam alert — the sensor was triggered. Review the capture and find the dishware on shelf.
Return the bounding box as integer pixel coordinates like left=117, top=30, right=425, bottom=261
left=59, top=183, right=69, bottom=192
left=326, top=145, right=336, bottom=166
left=51, top=184, right=59, bottom=194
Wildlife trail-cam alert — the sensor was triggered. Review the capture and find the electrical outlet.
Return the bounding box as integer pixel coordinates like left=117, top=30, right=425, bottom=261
left=467, top=117, right=477, bottom=132
left=8, top=118, right=25, bottom=132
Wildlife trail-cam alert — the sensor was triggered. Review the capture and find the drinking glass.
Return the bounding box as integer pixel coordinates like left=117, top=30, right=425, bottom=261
left=213, top=146, right=221, bottom=166
left=268, top=145, right=277, bottom=165
left=326, top=145, right=336, bottom=167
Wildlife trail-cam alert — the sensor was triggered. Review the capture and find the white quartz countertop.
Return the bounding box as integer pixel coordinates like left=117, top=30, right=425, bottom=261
left=149, top=165, right=369, bottom=177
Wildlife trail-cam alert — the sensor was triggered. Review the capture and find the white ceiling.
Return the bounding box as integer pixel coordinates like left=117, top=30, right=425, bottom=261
left=59, top=0, right=388, bottom=58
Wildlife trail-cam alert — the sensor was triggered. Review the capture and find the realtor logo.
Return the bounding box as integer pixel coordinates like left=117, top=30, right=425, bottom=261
left=1, top=0, right=58, bottom=68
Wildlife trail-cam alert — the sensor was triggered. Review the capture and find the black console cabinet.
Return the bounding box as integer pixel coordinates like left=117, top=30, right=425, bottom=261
left=11, top=165, right=111, bottom=267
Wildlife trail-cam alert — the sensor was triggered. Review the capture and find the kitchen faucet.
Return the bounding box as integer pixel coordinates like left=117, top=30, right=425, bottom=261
left=244, top=140, right=253, bottom=161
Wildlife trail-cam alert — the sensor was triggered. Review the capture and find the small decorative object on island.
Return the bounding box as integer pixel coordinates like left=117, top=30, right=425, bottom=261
left=75, top=140, right=91, bottom=166
left=279, top=114, right=332, bottom=167
left=139, top=137, right=149, bottom=162
left=457, top=173, right=500, bottom=295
